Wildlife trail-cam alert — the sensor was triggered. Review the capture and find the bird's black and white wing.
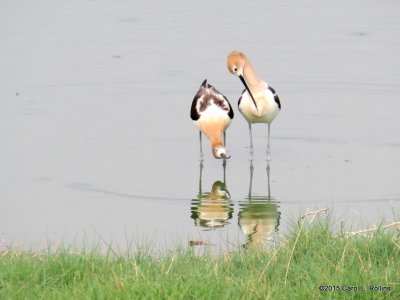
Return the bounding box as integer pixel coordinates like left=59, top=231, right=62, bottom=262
left=268, top=86, right=281, bottom=110
left=190, top=79, right=234, bottom=121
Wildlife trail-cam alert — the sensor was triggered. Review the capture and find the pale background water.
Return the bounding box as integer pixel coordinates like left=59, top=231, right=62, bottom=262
left=1, top=0, right=399, bottom=250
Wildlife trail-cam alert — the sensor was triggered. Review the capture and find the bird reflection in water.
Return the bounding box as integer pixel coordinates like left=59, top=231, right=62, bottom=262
left=191, top=161, right=233, bottom=230
left=238, top=162, right=281, bottom=249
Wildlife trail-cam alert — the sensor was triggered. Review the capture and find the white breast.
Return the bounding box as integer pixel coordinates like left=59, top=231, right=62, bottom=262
left=238, top=85, right=280, bottom=124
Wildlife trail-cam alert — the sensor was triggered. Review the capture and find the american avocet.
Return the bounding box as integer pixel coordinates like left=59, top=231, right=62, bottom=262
left=190, top=79, right=234, bottom=159
left=227, top=51, right=281, bottom=160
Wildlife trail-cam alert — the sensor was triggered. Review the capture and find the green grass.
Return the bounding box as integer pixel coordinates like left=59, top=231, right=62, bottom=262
left=1, top=216, right=399, bottom=299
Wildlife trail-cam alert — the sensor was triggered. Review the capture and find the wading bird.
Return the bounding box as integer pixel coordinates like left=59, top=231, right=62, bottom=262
left=227, top=51, right=281, bottom=160
left=190, top=79, right=234, bottom=159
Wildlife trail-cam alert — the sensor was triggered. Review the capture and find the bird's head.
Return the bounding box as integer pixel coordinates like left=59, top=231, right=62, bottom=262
left=227, top=50, right=247, bottom=77
left=212, top=144, right=230, bottom=159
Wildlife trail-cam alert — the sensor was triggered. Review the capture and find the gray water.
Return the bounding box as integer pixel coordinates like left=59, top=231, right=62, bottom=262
left=1, top=0, right=399, bottom=250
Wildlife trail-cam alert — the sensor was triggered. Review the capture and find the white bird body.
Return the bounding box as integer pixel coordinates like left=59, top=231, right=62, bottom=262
left=238, top=82, right=280, bottom=124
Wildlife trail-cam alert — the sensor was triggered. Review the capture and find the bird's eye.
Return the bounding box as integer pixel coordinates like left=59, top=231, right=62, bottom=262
left=233, top=66, right=238, bottom=72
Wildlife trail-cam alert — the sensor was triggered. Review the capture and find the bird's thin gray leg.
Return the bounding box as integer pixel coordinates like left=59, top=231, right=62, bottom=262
left=266, top=123, right=271, bottom=161
left=249, top=123, right=254, bottom=160
left=199, top=131, right=204, bottom=161
left=198, top=160, right=204, bottom=196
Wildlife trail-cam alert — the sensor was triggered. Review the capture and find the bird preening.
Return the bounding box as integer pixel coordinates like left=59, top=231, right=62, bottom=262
left=191, top=51, right=281, bottom=161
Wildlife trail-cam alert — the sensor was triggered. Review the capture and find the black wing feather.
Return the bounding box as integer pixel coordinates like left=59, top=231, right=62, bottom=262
left=190, top=92, right=201, bottom=120
left=238, top=88, right=246, bottom=106
left=268, top=86, right=281, bottom=110
left=225, top=95, right=234, bottom=119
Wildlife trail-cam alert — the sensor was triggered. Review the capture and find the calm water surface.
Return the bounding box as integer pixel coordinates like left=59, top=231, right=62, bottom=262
left=1, top=0, right=399, bottom=250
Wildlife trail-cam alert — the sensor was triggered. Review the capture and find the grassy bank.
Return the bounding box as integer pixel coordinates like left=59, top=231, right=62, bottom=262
left=1, top=216, right=399, bottom=299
